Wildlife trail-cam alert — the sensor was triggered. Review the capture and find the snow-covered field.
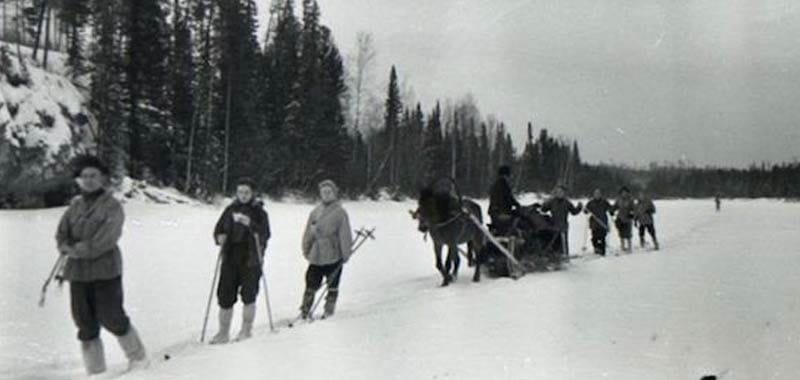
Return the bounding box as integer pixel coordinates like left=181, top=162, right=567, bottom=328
left=1, top=197, right=798, bottom=379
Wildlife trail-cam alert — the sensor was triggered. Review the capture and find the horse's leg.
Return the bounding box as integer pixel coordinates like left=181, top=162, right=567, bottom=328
left=442, top=245, right=454, bottom=286
left=434, top=242, right=448, bottom=286
left=450, top=245, right=460, bottom=280
left=469, top=240, right=481, bottom=282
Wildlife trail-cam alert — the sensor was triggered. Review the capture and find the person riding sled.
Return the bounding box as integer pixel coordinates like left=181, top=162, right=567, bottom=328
left=210, top=177, right=270, bottom=344
left=488, top=165, right=521, bottom=234
left=300, top=180, right=353, bottom=319
left=55, top=155, right=148, bottom=375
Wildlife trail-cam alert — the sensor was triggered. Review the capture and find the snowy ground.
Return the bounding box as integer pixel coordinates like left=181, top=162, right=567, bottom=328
left=1, top=197, right=798, bottom=379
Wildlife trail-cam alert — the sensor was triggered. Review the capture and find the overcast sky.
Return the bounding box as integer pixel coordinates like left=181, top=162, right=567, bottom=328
left=259, top=0, right=800, bottom=167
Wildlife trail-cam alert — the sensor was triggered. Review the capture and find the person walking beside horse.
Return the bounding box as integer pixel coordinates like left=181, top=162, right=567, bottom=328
left=584, top=189, right=614, bottom=256
left=541, top=185, right=583, bottom=258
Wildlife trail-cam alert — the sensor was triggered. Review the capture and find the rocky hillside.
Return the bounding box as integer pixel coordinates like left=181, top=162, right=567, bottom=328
left=0, top=43, right=93, bottom=207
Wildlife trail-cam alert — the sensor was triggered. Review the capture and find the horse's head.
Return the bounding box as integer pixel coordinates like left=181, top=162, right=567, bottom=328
left=414, top=186, right=435, bottom=232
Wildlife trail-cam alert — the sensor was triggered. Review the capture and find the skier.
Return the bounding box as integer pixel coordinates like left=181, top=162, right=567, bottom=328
left=541, top=184, right=583, bottom=257
left=635, top=190, right=659, bottom=250
left=55, top=155, right=148, bottom=375
left=488, top=165, right=521, bottom=234
left=714, top=192, right=721, bottom=212
left=611, top=186, right=636, bottom=253
left=300, top=180, right=353, bottom=319
left=583, top=188, right=614, bottom=256
left=210, top=177, right=270, bottom=344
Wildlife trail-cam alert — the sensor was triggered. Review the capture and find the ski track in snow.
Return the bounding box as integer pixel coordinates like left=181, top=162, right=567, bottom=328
left=1, top=198, right=799, bottom=379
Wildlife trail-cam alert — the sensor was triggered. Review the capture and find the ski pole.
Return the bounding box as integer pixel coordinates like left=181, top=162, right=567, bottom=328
left=288, top=231, right=370, bottom=328
left=252, top=234, right=275, bottom=332
left=38, top=255, right=66, bottom=307
left=200, top=249, right=223, bottom=342
left=581, top=214, right=590, bottom=253
left=307, top=227, right=375, bottom=319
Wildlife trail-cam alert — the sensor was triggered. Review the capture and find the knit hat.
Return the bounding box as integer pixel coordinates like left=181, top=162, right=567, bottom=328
left=318, top=179, right=339, bottom=195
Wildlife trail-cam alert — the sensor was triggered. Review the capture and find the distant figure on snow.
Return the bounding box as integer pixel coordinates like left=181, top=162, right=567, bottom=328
left=611, top=186, right=635, bottom=253
left=634, top=190, right=659, bottom=250
left=714, top=192, right=721, bottom=212
left=210, top=177, right=270, bottom=344
left=584, top=188, right=614, bottom=256
left=56, top=155, right=148, bottom=375
left=300, top=180, right=353, bottom=319
left=541, top=184, right=583, bottom=257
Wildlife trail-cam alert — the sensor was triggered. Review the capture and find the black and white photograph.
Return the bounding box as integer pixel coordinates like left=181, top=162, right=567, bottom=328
left=1, top=0, right=799, bottom=379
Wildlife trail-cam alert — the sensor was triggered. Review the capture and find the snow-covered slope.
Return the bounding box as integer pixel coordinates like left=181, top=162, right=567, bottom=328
left=0, top=42, right=92, bottom=193
left=1, top=199, right=798, bottom=380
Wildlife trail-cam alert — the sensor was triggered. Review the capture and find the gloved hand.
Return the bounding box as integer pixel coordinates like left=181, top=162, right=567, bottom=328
left=58, top=244, right=72, bottom=256
left=233, top=213, right=251, bottom=226
left=216, top=234, right=227, bottom=246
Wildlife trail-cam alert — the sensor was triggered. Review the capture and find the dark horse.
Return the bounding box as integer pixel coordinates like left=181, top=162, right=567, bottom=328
left=412, top=184, right=485, bottom=286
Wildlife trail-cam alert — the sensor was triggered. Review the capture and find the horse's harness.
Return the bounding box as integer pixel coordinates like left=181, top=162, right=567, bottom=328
left=424, top=207, right=472, bottom=243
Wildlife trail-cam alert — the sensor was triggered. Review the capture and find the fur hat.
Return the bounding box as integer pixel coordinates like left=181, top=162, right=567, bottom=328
left=71, top=155, right=110, bottom=178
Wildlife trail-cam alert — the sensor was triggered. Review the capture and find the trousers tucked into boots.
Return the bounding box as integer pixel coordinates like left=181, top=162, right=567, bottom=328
left=80, top=338, right=106, bottom=375
left=117, top=326, right=148, bottom=370
left=79, top=325, right=147, bottom=375
left=210, top=307, right=233, bottom=344
left=300, top=262, right=343, bottom=318
left=236, top=303, right=256, bottom=341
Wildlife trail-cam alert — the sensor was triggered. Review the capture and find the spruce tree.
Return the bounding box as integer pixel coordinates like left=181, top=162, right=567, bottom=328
left=121, top=0, right=172, bottom=183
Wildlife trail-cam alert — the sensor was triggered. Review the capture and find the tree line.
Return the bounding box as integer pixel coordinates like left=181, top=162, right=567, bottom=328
left=3, top=0, right=799, bottom=207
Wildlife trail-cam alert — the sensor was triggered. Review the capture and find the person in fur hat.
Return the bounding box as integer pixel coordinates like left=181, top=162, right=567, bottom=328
left=56, top=155, right=149, bottom=375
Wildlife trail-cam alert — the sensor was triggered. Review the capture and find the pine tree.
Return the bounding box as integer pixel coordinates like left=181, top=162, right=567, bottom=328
left=422, top=102, right=446, bottom=183
left=89, top=0, right=126, bottom=179
left=383, top=66, right=401, bottom=188
left=262, top=0, right=301, bottom=191
left=171, top=0, right=195, bottom=191
left=59, top=0, right=90, bottom=78
left=214, top=0, right=262, bottom=192
left=315, top=25, right=350, bottom=190
left=121, top=0, right=172, bottom=183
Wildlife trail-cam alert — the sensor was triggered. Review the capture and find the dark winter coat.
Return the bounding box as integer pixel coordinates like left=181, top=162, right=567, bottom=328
left=584, top=198, right=613, bottom=230
left=214, top=199, right=270, bottom=267
left=635, top=198, right=656, bottom=225
left=302, top=201, right=353, bottom=266
left=488, top=176, right=520, bottom=216
left=612, top=196, right=636, bottom=224
left=541, top=197, right=582, bottom=231
left=56, top=190, right=124, bottom=282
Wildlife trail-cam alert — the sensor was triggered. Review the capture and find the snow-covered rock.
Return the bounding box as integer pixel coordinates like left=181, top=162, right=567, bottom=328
left=0, top=43, right=92, bottom=197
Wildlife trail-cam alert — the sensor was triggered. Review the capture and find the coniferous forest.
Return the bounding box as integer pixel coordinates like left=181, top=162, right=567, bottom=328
left=0, top=0, right=798, bottom=207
